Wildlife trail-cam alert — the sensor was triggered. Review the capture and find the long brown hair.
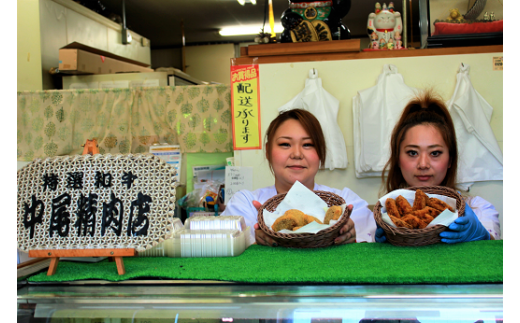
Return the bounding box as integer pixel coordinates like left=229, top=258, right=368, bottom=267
left=265, top=109, right=327, bottom=173
left=382, top=90, right=458, bottom=193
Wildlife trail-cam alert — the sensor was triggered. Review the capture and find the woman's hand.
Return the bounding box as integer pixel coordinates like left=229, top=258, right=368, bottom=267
left=439, top=202, right=491, bottom=243
left=334, top=205, right=356, bottom=245
left=252, top=200, right=279, bottom=247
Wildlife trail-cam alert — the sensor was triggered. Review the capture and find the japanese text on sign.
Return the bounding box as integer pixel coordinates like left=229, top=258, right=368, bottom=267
left=23, top=171, right=152, bottom=239
left=230, top=64, right=261, bottom=150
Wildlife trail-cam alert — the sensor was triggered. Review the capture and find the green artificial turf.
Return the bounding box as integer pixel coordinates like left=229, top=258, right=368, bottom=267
left=27, top=240, right=502, bottom=284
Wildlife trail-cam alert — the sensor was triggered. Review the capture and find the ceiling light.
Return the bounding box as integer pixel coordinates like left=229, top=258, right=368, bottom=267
left=237, top=0, right=256, bottom=5
left=219, top=25, right=283, bottom=36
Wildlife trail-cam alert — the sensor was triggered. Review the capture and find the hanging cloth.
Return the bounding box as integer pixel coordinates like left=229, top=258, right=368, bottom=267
left=352, top=64, right=418, bottom=178
left=446, top=63, right=503, bottom=185
left=279, top=69, right=348, bottom=170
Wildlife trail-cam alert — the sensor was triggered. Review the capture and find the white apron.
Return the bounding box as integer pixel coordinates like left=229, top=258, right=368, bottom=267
left=446, top=63, right=503, bottom=187
left=279, top=69, right=348, bottom=170
left=352, top=64, right=418, bottom=178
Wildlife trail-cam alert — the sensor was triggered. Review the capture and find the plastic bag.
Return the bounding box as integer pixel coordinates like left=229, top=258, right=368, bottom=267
left=279, top=68, right=348, bottom=170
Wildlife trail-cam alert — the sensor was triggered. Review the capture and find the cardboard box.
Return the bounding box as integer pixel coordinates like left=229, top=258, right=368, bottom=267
left=58, top=42, right=153, bottom=74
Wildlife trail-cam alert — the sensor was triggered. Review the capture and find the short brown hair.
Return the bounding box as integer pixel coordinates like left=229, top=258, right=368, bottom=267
left=382, top=90, right=458, bottom=193
left=265, top=109, right=326, bottom=173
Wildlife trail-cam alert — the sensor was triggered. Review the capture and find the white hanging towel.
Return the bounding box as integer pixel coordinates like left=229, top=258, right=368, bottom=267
left=446, top=63, right=503, bottom=185
left=279, top=68, right=348, bottom=170
left=352, top=64, right=418, bottom=178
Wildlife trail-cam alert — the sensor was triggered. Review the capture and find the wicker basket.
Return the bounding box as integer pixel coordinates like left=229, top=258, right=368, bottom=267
left=373, top=186, right=465, bottom=246
left=257, top=190, right=352, bottom=248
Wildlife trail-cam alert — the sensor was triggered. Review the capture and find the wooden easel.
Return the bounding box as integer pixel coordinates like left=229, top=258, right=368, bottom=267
left=29, top=248, right=136, bottom=276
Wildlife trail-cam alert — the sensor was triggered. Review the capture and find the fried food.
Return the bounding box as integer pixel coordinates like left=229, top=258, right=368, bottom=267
left=427, top=197, right=455, bottom=212
left=324, top=205, right=342, bottom=224
left=304, top=214, right=323, bottom=225
left=412, top=189, right=429, bottom=211
left=401, top=214, right=428, bottom=229
left=388, top=214, right=413, bottom=229
left=272, top=215, right=299, bottom=232
left=271, top=209, right=323, bottom=232
left=285, top=209, right=307, bottom=226
left=385, top=198, right=402, bottom=218
left=423, top=206, right=442, bottom=218
left=411, top=208, right=435, bottom=224
left=395, top=195, right=413, bottom=215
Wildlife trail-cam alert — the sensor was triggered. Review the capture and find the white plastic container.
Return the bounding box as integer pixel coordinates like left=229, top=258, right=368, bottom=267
left=171, top=228, right=248, bottom=258
left=137, top=218, right=184, bottom=257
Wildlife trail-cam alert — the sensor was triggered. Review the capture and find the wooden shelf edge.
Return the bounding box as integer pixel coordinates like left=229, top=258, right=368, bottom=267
left=247, top=39, right=361, bottom=57
left=235, top=45, right=503, bottom=65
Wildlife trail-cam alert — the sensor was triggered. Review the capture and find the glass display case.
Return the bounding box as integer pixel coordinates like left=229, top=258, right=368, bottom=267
left=18, top=280, right=503, bottom=322
left=418, top=0, right=503, bottom=48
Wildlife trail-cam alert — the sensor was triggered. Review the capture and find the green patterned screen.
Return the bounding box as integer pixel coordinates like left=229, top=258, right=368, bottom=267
left=17, top=85, right=233, bottom=161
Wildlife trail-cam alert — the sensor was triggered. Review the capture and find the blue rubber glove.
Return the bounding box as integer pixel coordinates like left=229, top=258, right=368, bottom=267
left=439, top=202, right=490, bottom=243
left=375, top=226, right=387, bottom=243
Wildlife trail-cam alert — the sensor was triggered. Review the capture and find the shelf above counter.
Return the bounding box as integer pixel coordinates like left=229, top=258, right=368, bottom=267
left=234, top=43, right=503, bottom=65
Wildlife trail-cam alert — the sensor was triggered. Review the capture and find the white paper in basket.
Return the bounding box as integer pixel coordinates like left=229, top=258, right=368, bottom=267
left=263, top=181, right=347, bottom=234
left=379, top=189, right=459, bottom=228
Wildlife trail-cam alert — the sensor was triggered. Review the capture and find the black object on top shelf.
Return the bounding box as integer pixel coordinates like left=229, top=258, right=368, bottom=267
left=426, top=32, right=502, bottom=48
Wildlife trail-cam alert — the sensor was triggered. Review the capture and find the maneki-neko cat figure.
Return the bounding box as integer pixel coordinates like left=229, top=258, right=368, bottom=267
left=367, top=2, right=403, bottom=49
left=280, top=0, right=351, bottom=42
